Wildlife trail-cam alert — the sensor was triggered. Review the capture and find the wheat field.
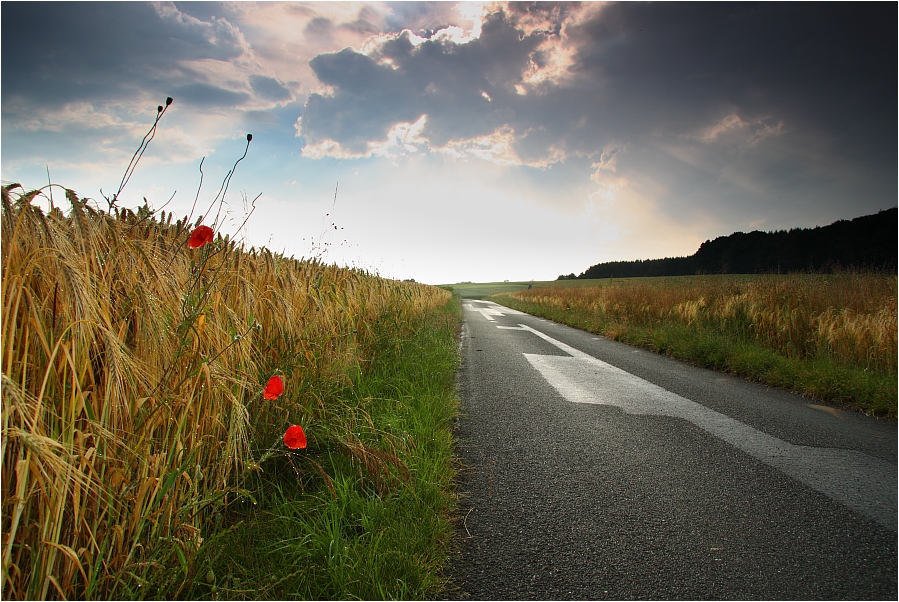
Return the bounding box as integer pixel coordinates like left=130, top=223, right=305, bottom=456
left=1, top=185, right=450, bottom=599
left=508, top=274, right=897, bottom=374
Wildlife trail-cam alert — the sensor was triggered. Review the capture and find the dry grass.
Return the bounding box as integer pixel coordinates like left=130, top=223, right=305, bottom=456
left=509, top=274, right=897, bottom=374
left=1, top=185, right=449, bottom=599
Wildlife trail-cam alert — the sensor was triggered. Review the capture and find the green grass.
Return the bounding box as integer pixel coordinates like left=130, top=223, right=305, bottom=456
left=168, top=298, right=462, bottom=600
left=492, top=294, right=897, bottom=417
left=441, top=276, right=734, bottom=299
left=441, top=278, right=630, bottom=299
left=441, top=280, right=546, bottom=299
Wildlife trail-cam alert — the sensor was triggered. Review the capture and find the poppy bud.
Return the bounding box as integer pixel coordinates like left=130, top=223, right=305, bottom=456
left=157, top=106, right=163, bottom=113
left=247, top=133, right=253, bottom=142
left=166, top=97, right=173, bottom=106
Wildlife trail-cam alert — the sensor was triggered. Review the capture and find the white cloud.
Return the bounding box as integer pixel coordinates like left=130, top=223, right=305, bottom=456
left=433, top=126, right=522, bottom=166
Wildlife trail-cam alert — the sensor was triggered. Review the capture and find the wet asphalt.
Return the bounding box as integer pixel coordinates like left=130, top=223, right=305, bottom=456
left=445, top=300, right=897, bottom=600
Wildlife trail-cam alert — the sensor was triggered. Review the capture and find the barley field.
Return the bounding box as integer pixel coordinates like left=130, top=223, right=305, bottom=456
left=1, top=185, right=450, bottom=599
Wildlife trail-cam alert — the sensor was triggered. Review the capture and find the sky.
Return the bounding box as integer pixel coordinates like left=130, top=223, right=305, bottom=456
left=2, top=1, right=895, bottom=285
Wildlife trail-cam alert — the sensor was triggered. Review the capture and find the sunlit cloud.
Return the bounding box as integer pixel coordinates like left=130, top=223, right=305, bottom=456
left=300, top=116, right=428, bottom=161
left=296, top=4, right=584, bottom=165
left=434, top=126, right=521, bottom=166
left=695, top=112, right=784, bottom=146
left=513, top=1, right=602, bottom=90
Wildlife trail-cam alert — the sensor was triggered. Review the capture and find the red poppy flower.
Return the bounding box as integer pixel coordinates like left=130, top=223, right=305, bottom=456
left=283, top=425, right=306, bottom=449
left=263, top=375, right=284, bottom=400
left=188, top=225, right=215, bottom=249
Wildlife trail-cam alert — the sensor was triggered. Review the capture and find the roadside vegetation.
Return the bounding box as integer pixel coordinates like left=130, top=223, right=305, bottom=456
left=492, top=274, right=897, bottom=417
left=1, top=182, right=460, bottom=599
left=181, top=297, right=461, bottom=600
left=444, top=278, right=609, bottom=300
left=443, top=281, right=539, bottom=299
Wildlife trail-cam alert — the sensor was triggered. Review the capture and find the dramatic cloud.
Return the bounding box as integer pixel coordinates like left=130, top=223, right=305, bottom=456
left=2, top=2, right=895, bottom=284
left=297, top=4, right=590, bottom=163
left=579, top=1, right=898, bottom=230
left=2, top=2, right=252, bottom=109
left=297, top=1, right=896, bottom=225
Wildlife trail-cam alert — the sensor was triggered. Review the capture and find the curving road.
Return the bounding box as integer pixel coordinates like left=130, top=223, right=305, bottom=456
left=447, top=300, right=897, bottom=600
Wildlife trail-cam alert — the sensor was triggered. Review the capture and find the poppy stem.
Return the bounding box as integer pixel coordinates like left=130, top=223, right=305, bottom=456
left=107, top=97, right=173, bottom=212
left=203, top=134, right=252, bottom=229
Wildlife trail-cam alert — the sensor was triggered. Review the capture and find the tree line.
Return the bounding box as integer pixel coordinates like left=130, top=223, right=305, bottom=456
left=559, top=208, right=897, bottom=280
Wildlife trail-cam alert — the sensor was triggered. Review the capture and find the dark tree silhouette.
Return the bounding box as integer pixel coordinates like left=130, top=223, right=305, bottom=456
left=564, top=208, right=897, bottom=280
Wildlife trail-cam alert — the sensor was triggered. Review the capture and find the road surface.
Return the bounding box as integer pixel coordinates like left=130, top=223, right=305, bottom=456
left=447, top=300, right=897, bottom=600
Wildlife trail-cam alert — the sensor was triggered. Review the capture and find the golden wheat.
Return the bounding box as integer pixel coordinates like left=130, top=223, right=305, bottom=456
left=510, top=274, right=897, bottom=373
left=1, top=186, right=449, bottom=599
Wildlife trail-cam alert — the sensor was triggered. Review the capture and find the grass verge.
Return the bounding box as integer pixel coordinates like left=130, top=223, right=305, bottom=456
left=492, top=294, right=896, bottom=417
left=173, top=297, right=462, bottom=600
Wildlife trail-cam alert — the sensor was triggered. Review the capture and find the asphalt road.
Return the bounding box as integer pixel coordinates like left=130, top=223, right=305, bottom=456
left=446, top=300, right=897, bottom=600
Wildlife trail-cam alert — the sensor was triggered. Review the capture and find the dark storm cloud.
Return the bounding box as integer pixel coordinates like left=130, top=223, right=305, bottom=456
left=301, top=3, right=895, bottom=155
left=1, top=1, right=248, bottom=110
left=302, top=49, right=413, bottom=153
left=564, top=2, right=897, bottom=222
left=298, top=2, right=896, bottom=222
left=563, top=3, right=896, bottom=153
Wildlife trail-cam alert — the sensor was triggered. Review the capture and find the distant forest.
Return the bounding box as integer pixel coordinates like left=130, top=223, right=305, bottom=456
left=560, top=208, right=897, bottom=280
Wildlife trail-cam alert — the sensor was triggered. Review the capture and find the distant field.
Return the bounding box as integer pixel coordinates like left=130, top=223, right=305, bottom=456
left=444, top=275, right=761, bottom=299
left=487, top=273, right=897, bottom=416
left=443, top=281, right=549, bottom=299
left=444, top=277, right=638, bottom=299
